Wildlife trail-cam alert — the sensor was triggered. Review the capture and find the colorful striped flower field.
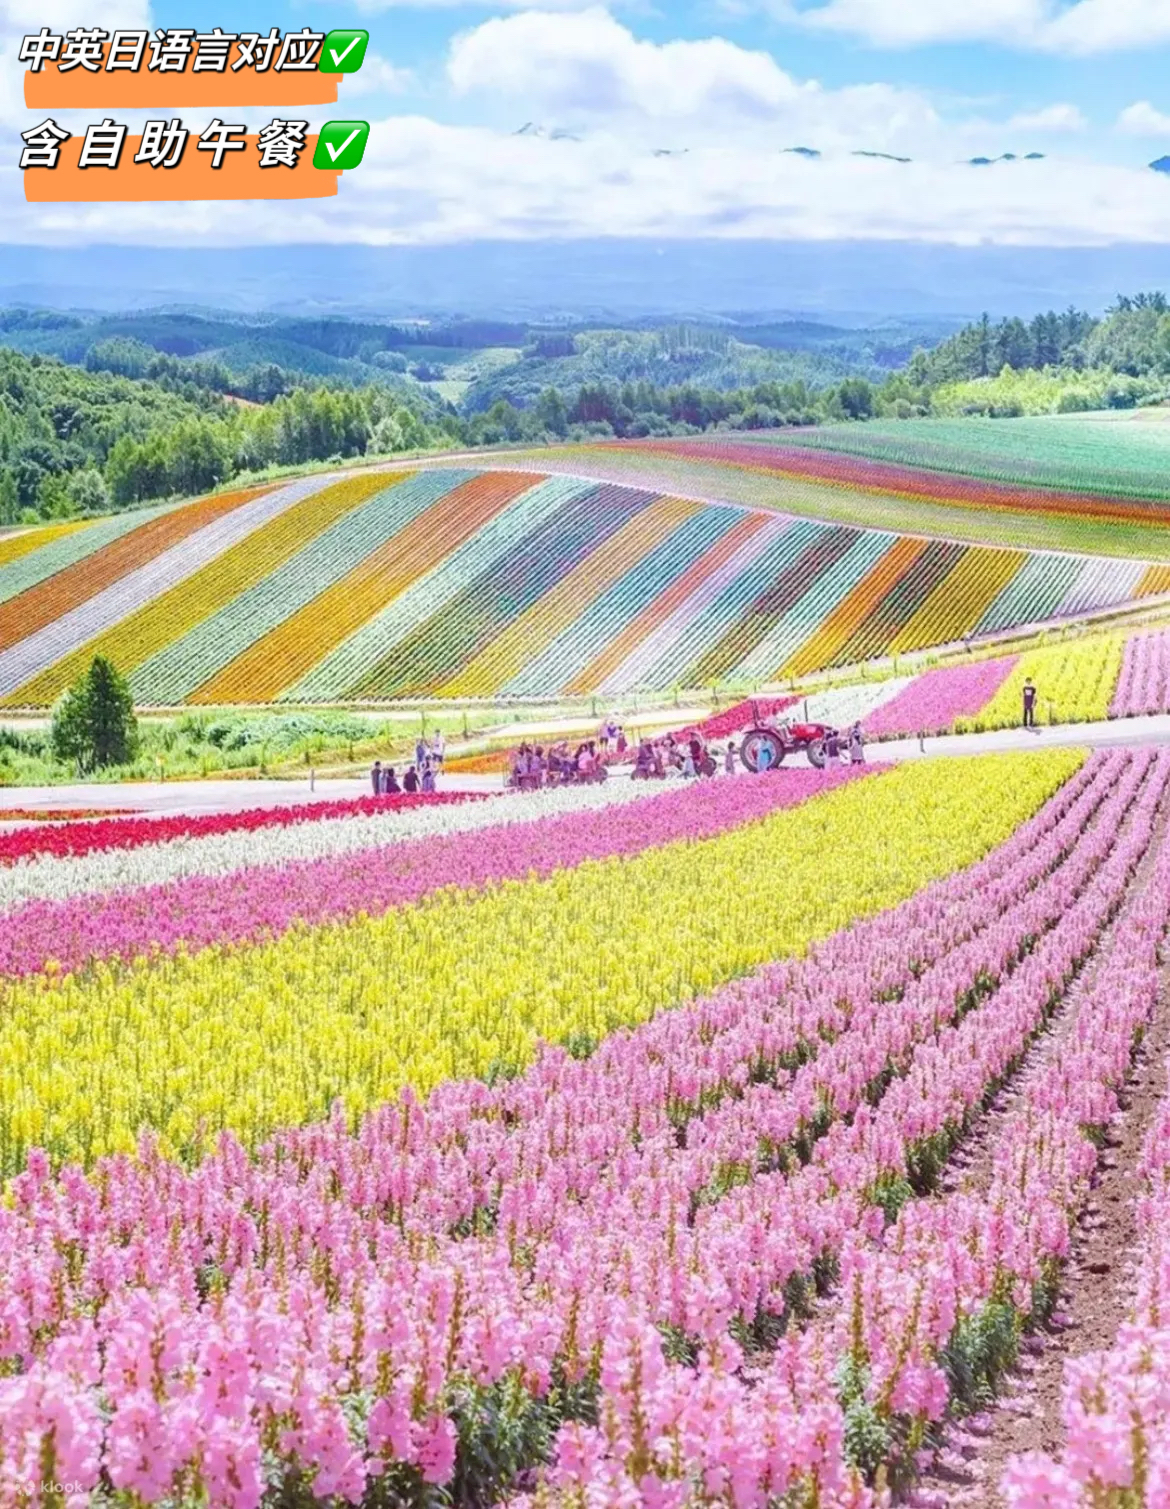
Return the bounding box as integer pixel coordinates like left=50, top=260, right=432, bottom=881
left=1, top=459, right=1166, bottom=706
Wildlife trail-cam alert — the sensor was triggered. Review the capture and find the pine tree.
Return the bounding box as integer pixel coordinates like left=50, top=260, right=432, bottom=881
left=51, top=656, right=139, bottom=772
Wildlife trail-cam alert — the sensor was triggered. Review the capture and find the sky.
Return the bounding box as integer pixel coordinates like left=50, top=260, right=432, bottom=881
left=3, top=0, right=1170, bottom=249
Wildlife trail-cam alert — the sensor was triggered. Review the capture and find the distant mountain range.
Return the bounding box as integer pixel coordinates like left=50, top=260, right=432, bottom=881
left=3, top=241, right=1170, bottom=322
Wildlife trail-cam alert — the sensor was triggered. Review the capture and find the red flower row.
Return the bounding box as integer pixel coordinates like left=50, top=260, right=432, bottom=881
left=671, top=695, right=799, bottom=745
left=0, top=790, right=479, bottom=867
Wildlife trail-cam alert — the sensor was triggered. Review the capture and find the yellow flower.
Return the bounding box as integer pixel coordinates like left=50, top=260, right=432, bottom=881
left=0, top=749, right=1080, bottom=1172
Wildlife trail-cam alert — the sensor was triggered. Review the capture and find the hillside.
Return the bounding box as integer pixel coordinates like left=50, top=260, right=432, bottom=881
left=0, top=464, right=1165, bottom=710
left=498, top=420, right=1170, bottom=560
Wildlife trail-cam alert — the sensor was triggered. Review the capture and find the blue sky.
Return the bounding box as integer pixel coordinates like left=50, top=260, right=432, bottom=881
left=2, top=0, right=1170, bottom=247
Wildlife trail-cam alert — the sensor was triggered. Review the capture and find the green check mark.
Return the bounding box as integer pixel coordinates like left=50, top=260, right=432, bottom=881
left=320, top=28, right=369, bottom=72
left=313, top=120, right=370, bottom=171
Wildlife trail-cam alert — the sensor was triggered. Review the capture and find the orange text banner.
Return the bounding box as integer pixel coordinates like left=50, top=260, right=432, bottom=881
left=24, top=134, right=338, bottom=201
left=26, top=46, right=341, bottom=108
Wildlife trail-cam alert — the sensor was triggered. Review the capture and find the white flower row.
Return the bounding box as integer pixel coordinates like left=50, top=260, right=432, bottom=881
left=796, top=676, right=914, bottom=728
left=0, top=776, right=675, bottom=912
left=0, top=478, right=329, bottom=700
left=286, top=476, right=591, bottom=702
left=0, top=503, right=174, bottom=609
left=129, top=472, right=462, bottom=705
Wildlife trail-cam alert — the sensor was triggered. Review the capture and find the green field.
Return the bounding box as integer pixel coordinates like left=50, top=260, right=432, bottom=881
left=505, top=437, right=1170, bottom=561
left=763, top=411, right=1170, bottom=502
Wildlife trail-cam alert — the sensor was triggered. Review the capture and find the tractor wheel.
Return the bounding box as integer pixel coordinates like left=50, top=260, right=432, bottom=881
left=740, top=728, right=785, bottom=774
left=806, top=740, right=827, bottom=770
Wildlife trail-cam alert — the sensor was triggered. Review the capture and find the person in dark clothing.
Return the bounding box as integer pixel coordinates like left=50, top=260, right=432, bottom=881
left=384, top=766, right=401, bottom=795
left=403, top=764, right=419, bottom=793
left=371, top=760, right=383, bottom=796
left=1023, top=678, right=1038, bottom=729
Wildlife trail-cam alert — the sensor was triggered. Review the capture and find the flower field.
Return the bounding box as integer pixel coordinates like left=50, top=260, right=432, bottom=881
left=968, top=634, right=1127, bottom=731
left=487, top=426, right=1170, bottom=560
left=10, top=739, right=1170, bottom=1506
left=641, top=433, right=1170, bottom=528
left=1112, top=626, right=1170, bottom=718
left=742, top=415, right=1170, bottom=505
left=861, top=655, right=1018, bottom=738
left=0, top=461, right=1165, bottom=706
left=1003, top=1056, right=1170, bottom=1506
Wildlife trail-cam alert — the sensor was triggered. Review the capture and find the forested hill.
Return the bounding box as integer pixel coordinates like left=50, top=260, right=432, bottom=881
left=4, top=296, right=1170, bottom=527
left=921, top=293, right=1170, bottom=385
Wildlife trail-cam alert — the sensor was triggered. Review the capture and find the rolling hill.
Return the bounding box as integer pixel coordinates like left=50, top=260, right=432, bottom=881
left=501, top=420, right=1170, bottom=561
left=1, top=459, right=1167, bottom=709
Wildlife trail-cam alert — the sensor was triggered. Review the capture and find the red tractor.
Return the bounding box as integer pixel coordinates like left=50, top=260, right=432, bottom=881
left=739, top=717, right=837, bottom=772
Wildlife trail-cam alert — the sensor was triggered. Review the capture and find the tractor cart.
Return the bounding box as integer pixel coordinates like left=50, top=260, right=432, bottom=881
left=739, top=718, right=837, bottom=773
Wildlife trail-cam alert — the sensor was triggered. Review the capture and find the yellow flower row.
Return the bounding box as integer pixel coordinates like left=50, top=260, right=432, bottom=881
left=8, top=474, right=395, bottom=708
left=957, top=633, right=1125, bottom=733
left=887, top=547, right=1026, bottom=657
left=0, top=519, right=91, bottom=570
left=0, top=750, right=1080, bottom=1172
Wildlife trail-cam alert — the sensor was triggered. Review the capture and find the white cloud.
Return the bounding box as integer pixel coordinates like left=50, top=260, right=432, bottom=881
left=780, top=0, right=1170, bottom=54
left=1043, top=0, right=1170, bottom=55
left=349, top=0, right=621, bottom=9
left=781, top=0, right=1046, bottom=48
left=4, top=116, right=1170, bottom=249
left=1117, top=100, right=1170, bottom=136
left=1006, top=103, right=1087, bottom=132
left=449, top=9, right=805, bottom=118
left=0, top=0, right=150, bottom=127
left=447, top=7, right=944, bottom=153
left=339, top=53, right=414, bottom=96
left=0, top=3, right=1163, bottom=255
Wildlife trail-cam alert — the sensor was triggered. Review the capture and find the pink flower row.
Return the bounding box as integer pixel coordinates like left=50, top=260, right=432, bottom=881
left=1001, top=964, right=1170, bottom=1505
left=810, top=748, right=1170, bottom=1448
left=0, top=791, right=477, bottom=868
left=0, top=764, right=867, bottom=979
left=539, top=748, right=1168, bottom=1505
left=863, top=656, right=1018, bottom=740
left=1110, top=627, right=1170, bottom=719
left=0, top=753, right=1135, bottom=1508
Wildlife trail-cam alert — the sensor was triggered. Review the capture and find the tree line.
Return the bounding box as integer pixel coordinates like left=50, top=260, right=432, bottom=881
left=5, top=292, right=1170, bottom=524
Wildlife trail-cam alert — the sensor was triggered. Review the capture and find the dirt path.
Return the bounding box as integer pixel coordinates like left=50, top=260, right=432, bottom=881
left=908, top=795, right=1170, bottom=1508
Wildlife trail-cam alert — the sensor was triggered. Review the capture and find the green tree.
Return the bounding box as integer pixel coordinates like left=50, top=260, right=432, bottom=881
left=37, top=472, right=76, bottom=519
left=0, top=468, right=17, bottom=526
left=534, top=386, right=568, bottom=437
left=837, top=377, right=875, bottom=419
left=68, top=467, right=110, bottom=514
left=50, top=656, right=139, bottom=772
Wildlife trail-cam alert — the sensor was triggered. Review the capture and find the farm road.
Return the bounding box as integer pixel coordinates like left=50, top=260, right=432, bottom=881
left=1, top=714, right=1169, bottom=818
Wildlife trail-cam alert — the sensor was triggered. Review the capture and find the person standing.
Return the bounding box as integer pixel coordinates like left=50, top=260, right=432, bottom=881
left=849, top=723, right=865, bottom=765
left=404, top=764, right=419, bottom=794
left=371, top=759, right=383, bottom=796
left=384, top=766, right=401, bottom=794
left=422, top=760, right=436, bottom=793
left=432, top=729, right=446, bottom=767
left=1023, top=677, right=1038, bottom=730
left=724, top=740, right=737, bottom=776
left=416, top=734, right=428, bottom=768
